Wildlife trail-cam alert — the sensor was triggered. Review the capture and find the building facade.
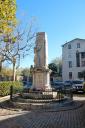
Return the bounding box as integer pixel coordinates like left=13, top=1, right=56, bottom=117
left=62, top=38, right=85, bottom=81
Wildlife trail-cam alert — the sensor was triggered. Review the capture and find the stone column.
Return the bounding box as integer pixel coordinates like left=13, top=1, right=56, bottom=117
left=32, top=32, right=51, bottom=90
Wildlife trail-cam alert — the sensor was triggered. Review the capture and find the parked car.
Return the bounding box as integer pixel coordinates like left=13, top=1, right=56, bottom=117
left=72, top=80, right=84, bottom=92
left=50, top=81, right=55, bottom=86
left=23, top=81, right=32, bottom=86
left=52, top=81, right=64, bottom=91
left=64, top=80, right=73, bottom=85
left=64, top=80, right=73, bottom=90
left=23, top=81, right=32, bottom=92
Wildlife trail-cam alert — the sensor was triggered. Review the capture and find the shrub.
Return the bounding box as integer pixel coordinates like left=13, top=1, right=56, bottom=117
left=0, top=81, right=23, bottom=96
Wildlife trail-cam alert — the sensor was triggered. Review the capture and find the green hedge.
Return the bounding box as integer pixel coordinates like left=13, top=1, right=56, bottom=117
left=0, top=81, right=23, bottom=96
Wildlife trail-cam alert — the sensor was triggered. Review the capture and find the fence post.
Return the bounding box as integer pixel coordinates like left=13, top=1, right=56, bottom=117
left=10, top=85, right=13, bottom=101
left=70, top=89, right=73, bottom=100
left=58, top=89, right=61, bottom=103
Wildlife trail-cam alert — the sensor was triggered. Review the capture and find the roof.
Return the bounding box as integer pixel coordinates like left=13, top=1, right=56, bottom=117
left=62, top=38, right=85, bottom=47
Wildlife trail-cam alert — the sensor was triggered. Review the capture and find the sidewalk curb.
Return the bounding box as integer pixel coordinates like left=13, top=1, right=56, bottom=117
left=0, top=95, right=10, bottom=103
left=45, top=101, right=84, bottom=112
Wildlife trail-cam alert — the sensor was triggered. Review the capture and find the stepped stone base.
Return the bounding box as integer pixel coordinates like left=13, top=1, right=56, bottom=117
left=21, top=92, right=57, bottom=99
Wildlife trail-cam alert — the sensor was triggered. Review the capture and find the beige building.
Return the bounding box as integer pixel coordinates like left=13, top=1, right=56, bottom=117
left=62, top=38, right=85, bottom=81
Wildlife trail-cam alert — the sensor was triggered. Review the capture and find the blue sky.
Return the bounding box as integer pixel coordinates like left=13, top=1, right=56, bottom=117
left=16, top=0, right=85, bottom=68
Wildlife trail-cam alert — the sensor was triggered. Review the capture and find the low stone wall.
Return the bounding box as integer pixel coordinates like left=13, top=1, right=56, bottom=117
left=12, top=97, right=67, bottom=110
left=20, top=91, right=58, bottom=99
left=12, top=102, right=56, bottom=110
left=0, top=95, right=10, bottom=103
left=21, top=92, right=57, bottom=99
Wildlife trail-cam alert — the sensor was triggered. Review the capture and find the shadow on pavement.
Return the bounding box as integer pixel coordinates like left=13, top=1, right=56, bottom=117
left=0, top=100, right=85, bottom=128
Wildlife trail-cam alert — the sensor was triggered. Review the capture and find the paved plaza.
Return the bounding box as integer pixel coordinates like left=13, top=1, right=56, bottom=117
left=0, top=99, right=85, bottom=128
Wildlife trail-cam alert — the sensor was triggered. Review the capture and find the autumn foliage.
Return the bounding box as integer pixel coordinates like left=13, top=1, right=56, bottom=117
left=0, top=0, right=16, bottom=34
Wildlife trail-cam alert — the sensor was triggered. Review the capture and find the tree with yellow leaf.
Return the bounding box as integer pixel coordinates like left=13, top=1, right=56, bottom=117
left=0, top=0, right=16, bottom=35
left=0, top=1, right=36, bottom=81
left=0, top=0, right=16, bottom=80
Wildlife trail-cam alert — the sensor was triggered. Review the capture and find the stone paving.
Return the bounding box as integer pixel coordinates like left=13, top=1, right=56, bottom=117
left=0, top=100, right=85, bottom=128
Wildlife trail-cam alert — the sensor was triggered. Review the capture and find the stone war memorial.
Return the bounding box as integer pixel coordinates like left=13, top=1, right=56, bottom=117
left=32, top=32, right=51, bottom=90
left=10, top=32, right=72, bottom=110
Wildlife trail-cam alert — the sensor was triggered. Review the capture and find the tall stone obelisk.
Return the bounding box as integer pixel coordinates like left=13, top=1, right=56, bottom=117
left=32, top=32, right=51, bottom=90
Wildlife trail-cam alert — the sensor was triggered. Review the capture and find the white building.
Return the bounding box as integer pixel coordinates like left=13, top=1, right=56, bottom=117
left=62, top=38, right=85, bottom=81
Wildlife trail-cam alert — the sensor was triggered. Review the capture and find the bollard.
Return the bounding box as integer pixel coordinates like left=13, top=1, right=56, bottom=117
left=10, top=85, right=13, bottom=101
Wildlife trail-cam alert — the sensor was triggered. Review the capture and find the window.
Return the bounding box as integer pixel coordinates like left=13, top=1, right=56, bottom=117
left=68, top=44, right=71, bottom=49
left=81, top=52, right=85, bottom=58
left=78, top=72, right=83, bottom=78
left=81, top=61, right=85, bottom=67
left=69, top=72, right=72, bottom=79
left=69, top=61, right=72, bottom=68
left=76, top=52, right=80, bottom=67
left=77, top=43, right=80, bottom=48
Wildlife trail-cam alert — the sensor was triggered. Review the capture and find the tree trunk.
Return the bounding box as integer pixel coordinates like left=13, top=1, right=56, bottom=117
left=0, top=61, right=2, bottom=81
left=13, top=62, right=16, bottom=81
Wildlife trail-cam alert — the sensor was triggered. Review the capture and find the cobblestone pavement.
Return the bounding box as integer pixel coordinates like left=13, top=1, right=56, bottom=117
left=0, top=101, right=85, bottom=128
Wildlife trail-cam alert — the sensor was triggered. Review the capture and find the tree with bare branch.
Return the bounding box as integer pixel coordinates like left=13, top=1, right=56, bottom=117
left=0, top=0, right=17, bottom=80
left=0, top=19, right=36, bottom=81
